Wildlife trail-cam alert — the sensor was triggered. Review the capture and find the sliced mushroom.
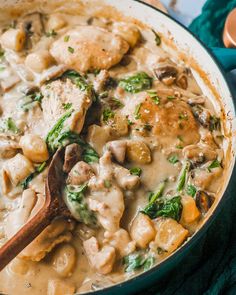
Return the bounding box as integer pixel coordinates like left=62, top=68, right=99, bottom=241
left=106, top=140, right=127, bottom=164
left=191, top=105, right=211, bottom=128
left=20, top=13, right=44, bottom=48
left=188, top=96, right=206, bottom=106
left=154, top=64, right=178, bottom=86
left=67, top=161, right=94, bottom=185
left=183, top=144, right=217, bottom=166
left=63, top=143, right=82, bottom=173
left=195, top=190, right=215, bottom=213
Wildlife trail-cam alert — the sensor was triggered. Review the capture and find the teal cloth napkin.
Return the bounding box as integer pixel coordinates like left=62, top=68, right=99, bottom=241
left=145, top=1, right=236, bottom=294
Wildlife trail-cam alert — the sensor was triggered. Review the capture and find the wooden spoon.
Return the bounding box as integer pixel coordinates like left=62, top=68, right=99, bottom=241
left=0, top=148, right=71, bottom=271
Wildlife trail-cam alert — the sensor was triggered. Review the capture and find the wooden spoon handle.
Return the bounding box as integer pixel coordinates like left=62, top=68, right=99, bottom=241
left=0, top=206, right=55, bottom=271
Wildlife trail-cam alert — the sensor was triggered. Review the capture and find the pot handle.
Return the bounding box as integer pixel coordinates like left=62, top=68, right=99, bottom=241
left=211, top=48, right=236, bottom=72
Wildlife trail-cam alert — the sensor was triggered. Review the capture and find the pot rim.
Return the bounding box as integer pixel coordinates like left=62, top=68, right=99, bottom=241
left=83, top=0, right=236, bottom=294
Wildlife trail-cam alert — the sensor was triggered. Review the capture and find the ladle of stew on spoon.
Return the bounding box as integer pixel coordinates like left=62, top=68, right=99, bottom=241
left=0, top=148, right=71, bottom=271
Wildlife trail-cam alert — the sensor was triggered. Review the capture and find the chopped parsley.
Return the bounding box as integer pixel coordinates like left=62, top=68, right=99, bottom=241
left=0, top=49, right=5, bottom=59
left=208, top=159, right=221, bottom=172
left=167, top=95, right=175, bottom=101
left=143, top=123, right=153, bottom=131
left=209, top=115, right=221, bottom=131
left=151, top=29, right=161, bottom=46
left=104, top=180, right=112, bottom=188
left=102, top=108, right=115, bottom=123
left=119, top=72, right=153, bottom=94
left=111, top=98, right=124, bottom=108
left=129, top=167, right=142, bottom=176
left=68, top=46, right=74, bottom=53
left=64, top=35, right=70, bottom=42
left=134, top=103, right=142, bottom=120
left=20, top=92, right=43, bottom=112
left=179, top=112, right=188, bottom=120
left=147, top=90, right=160, bottom=105
left=45, top=29, right=57, bottom=37
left=168, top=155, right=179, bottom=164
left=62, top=102, right=73, bottom=110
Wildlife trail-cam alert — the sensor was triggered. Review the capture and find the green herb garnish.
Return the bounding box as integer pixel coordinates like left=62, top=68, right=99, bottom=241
left=167, top=95, right=175, bottom=101
left=62, top=102, right=72, bottom=110
left=186, top=184, right=197, bottom=197
left=147, top=90, right=160, bottom=105
left=65, top=184, right=97, bottom=226
left=103, top=108, right=115, bottom=123
left=208, top=159, right=221, bottom=172
left=45, top=29, right=57, bottom=37
left=64, top=35, right=70, bottom=42
left=152, top=29, right=161, bottom=46
left=177, top=161, right=190, bottom=192
left=129, top=167, right=142, bottom=177
left=119, top=72, right=153, bottom=94
left=111, top=98, right=124, bottom=108
left=68, top=46, right=74, bottom=53
left=104, top=180, right=112, bottom=188
left=168, top=155, right=179, bottom=164
left=209, top=115, right=221, bottom=131
left=134, top=103, right=142, bottom=120
left=21, top=161, right=47, bottom=189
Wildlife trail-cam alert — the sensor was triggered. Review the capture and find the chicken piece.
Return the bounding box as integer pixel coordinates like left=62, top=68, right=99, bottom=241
left=63, top=143, right=82, bottom=173
left=107, top=140, right=127, bottom=164
left=154, top=218, right=188, bottom=253
left=2, top=153, right=34, bottom=192
left=180, top=195, right=200, bottom=225
left=38, top=65, right=67, bottom=85
left=83, top=237, right=116, bottom=275
left=112, top=22, right=141, bottom=47
left=113, top=164, right=140, bottom=190
left=47, top=13, right=67, bottom=31
left=41, top=78, right=92, bottom=133
left=67, top=161, right=94, bottom=185
left=130, top=213, right=156, bottom=248
left=140, top=99, right=200, bottom=147
left=47, top=280, right=75, bottom=295
left=104, top=229, right=136, bottom=257
left=50, top=26, right=129, bottom=72
left=88, top=152, right=125, bottom=232
left=0, top=134, right=20, bottom=159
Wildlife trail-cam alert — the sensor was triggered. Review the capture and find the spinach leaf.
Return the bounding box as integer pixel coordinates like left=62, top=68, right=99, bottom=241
left=64, top=184, right=97, bottom=226
left=143, top=256, right=155, bottom=271
left=177, top=161, right=190, bottom=192
left=129, top=167, right=142, bottom=176
left=46, top=110, right=99, bottom=163
left=123, top=253, right=155, bottom=273
left=156, top=196, right=182, bottom=221
left=119, top=72, right=153, bottom=94
left=123, top=253, right=144, bottom=272
left=186, top=184, right=197, bottom=197
left=208, top=159, right=221, bottom=172
left=141, top=181, right=166, bottom=218
left=0, top=117, right=19, bottom=134
left=21, top=162, right=47, bottom=189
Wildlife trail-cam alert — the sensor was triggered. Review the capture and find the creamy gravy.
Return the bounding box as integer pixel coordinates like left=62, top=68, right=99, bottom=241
left=0, top=1, right=227, bottom=294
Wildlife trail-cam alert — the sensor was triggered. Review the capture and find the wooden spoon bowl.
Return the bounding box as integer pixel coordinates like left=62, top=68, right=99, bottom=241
left=0, top=148, right=71, bottom=271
